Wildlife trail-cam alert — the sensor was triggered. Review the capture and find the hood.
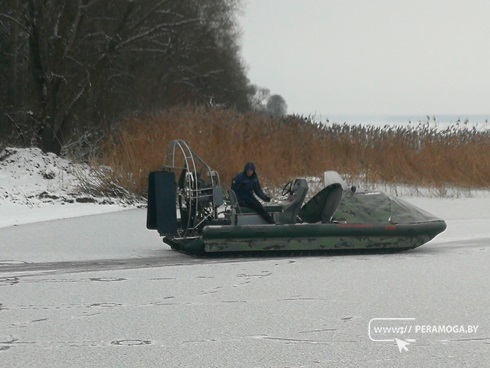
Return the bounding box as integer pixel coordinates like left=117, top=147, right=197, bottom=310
left=243, top=162, right=256, bottom=174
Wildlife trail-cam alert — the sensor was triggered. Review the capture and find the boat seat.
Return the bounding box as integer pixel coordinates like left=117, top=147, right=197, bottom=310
left=228, top=189, right=241, bottom=213
left=213, top=186, right=224, bottom=207
left=228, top=189, right=254, bottom=214
left=321, top=184, right=343, bottom=223
left=278, top=179, right=308, bottom=224
left=228, top=189, right=270, bottom=225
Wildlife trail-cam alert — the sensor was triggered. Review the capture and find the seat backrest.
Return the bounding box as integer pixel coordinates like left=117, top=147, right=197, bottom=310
left=213, top=186, right=224, bottom=207
left=321, top=184, right=343, bottom=223
left=228, top=189, right=241, bottom=214
left=278, top=179, right=308, bottom=224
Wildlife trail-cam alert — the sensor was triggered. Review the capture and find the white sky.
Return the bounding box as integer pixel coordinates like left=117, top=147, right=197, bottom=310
left=238, top=0, right=490, bottom=117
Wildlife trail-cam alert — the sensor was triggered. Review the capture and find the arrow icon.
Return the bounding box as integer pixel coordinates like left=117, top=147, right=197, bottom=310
left=395, top=338, right=410, bottom=352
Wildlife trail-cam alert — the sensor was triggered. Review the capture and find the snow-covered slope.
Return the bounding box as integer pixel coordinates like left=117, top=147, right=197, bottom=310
left=0, top=147, right=87, bottom=205
left=0, top=147, right=135, bottom=227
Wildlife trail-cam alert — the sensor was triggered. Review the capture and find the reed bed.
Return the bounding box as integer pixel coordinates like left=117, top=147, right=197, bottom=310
left=88, top=106, right=490, bottom=198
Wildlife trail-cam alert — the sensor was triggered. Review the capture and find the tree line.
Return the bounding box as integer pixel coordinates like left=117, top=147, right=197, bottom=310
left=0, top=0, right=286, bottom=155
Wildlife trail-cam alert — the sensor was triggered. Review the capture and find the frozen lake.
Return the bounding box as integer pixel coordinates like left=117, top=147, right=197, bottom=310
left=1, top=196, right=489, bottom=367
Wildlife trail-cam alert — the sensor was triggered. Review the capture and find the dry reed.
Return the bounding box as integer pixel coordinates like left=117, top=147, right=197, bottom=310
left=90, top=106, right=490, bottom=197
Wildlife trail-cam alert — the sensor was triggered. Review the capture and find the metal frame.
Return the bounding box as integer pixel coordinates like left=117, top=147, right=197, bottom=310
left=162, top=140, right=221, bottom=238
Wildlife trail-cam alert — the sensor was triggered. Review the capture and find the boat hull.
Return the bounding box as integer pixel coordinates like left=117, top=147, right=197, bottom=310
left=150, top=141, right=448, bottom=257
left=165, top=220, right=447, bottom=255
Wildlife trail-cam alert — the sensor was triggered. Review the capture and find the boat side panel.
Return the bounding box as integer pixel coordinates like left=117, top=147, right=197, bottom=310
left=203, top=235, right=429, bottom=253
left=200, top=221, right=446, bottom=253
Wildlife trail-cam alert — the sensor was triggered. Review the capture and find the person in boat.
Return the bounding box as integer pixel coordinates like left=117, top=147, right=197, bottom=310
left=231, top=162, right=275, bottom=224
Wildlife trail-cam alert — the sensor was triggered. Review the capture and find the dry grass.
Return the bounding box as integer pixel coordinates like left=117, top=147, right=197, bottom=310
left=89, top=105, right=490, bottom=197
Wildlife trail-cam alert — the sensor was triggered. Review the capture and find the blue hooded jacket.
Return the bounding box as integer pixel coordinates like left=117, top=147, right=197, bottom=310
left=231, top=162, right=268, bottom=202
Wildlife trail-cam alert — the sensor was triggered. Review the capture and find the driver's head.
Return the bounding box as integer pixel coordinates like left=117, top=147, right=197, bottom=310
left=244, top=162, right=256, bottom=177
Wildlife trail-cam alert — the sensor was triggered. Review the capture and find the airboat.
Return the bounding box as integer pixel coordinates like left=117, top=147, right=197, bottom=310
left=147, top=140, right=446, bottom=255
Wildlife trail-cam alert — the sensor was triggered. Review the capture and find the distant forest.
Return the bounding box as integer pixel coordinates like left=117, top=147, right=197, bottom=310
left=0, top=0, right=286, bottom=155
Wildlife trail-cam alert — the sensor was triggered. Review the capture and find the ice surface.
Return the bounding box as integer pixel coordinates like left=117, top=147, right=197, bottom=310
left=0, top=148, right=489, bottom=367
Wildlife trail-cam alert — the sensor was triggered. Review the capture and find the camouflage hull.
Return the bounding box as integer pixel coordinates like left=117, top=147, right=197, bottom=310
left=165, top=221, right=447, bottom=255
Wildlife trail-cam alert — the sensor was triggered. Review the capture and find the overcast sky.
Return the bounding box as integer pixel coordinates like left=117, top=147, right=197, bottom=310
left=238, top=0, right=490, bottom=118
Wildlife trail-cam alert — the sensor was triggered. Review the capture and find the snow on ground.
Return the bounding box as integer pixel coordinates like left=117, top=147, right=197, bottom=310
left=0, top=147, right=489, bottom=367
left=0, top=147, right=138, bottom=228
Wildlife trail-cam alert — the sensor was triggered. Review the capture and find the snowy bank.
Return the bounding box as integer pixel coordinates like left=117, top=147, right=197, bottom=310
left=0, top=147, right=139, bottom=228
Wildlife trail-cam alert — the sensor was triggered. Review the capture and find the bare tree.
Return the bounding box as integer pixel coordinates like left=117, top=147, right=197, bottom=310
left=248, top=85, right=270, bottom=113
left=0, top=0, right=251, bottom=154
left=0, top=0, right=29, bottom=144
